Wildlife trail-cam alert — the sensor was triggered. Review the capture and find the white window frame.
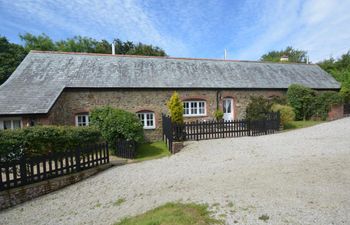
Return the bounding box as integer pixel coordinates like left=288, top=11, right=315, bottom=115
left=75, top=114, right=89, bottom=127
left=137, top=112, right=156, bottom=129
left=0, top=117, right=22, bottom=130
left=183, top=100, right=206, bottom=117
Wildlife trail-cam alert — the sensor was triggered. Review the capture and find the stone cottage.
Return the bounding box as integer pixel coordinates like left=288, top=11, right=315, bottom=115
left=0, top=51, right=340, bottom=140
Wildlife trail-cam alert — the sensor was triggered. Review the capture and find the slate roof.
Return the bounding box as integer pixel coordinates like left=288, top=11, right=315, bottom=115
left=0, top=51, right=340, bottom=115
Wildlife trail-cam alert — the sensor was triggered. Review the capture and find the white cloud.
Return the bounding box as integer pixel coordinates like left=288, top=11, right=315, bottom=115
left=233, top=0, right=350, bottom=62
left=0, top=0, right=189, bottom=56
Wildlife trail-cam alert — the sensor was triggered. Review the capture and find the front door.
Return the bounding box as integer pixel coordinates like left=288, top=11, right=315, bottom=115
left=223, top=98, right=233, bottom=121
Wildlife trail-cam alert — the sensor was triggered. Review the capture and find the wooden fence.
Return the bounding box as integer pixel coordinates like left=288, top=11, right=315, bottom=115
left=162, top=115, right=174, bottom=152
left=344, top=103, right=350, bottom=116
left=0, top=143, right=109, bottom=191
left=162, top=113, right=280, bottom=151
left=115, top=139, right=136, bottom=159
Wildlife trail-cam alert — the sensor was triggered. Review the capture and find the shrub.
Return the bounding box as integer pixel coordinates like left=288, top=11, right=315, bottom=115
left=340, top=83, right=350, bottom=102
left=0, top=126, right=101, bottom=161
left=313, top=91, right=343, bottom=120
left=213, top=109, right=224, bottom=121
left=269, top=95, right=288, bottom=105
left=271, top=104, right=295, bottom=126
left=245, top=96, right=273, bottom=120
left=287, top=84, right=316, bottom=120
left=90, top=106, right=144, bottom=144
left=167, top=92, right=184, bottom=124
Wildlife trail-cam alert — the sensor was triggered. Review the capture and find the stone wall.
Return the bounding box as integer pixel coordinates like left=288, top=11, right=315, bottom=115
left=20, top=89, right=285, bottom=141
left=328, top=104, right=344, bottom=121
left=0, top=163, right=112, bottom=210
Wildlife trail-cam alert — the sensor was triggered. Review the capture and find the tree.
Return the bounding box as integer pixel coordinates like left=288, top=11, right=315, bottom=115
left=20, top=33, right=56, bottom=51
left=261, top=46, right=308, bottom=63
left=318, top=51, right=350, bottom=102
left=167, top=92, right=184, bottom=124
left=0, top=36, right=27, bottom=84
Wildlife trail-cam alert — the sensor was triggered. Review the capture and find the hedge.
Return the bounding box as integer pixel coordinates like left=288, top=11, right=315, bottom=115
left=0, top=126, right=101, bottom=161
left=271, top=104, right=295, bottom=126
left=245, top=96, right=273, bottom=120
left=90, top=106, right=144, bottom=144
left=287, top=84, right=343, bottom=120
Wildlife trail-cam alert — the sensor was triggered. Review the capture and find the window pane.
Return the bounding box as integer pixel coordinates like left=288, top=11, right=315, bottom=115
left=4, top=120, right=11, bottom=130
left=183, top=102, right=189, bottom=115
left=13, top=120, right=21, bottom=129
left=227, top=101, right=231, bottom=113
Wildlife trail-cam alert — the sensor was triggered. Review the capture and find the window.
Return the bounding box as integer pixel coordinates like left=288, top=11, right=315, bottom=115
left=75, top=114, right=89, bottom=126
left=183, top=101, right=206, bottom=116
left=137, top=112, right=155, bottom=129
left=0, top=118, right=22, bottom=130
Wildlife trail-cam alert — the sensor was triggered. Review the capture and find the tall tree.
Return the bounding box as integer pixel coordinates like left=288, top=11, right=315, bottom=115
left=318, top=51, right=350, bottom=102
left=20, top=33, right=56, bottom=51
left=261, top=46, right=308, bottom=63
left=0, top=36, right=27, bottom=84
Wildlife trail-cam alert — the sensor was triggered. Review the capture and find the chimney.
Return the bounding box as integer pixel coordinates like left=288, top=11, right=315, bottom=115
left=280, top=55, right=288, bottom=62
left=224, top=49, right=227, bottom=60
left=112, top=42, right=115, bottom=55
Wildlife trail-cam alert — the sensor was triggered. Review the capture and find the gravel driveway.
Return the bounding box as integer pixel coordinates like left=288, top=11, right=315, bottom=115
left=1, top=118, right=350, bottom=225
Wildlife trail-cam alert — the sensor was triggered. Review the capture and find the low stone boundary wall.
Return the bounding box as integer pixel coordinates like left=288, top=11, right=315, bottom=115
left=0, top=163, right=112, bottom=210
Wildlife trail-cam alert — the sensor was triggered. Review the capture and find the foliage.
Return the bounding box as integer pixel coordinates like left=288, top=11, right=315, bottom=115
left=0, top=126, right=101, bottom=161
left=287, top=84, right=316, bottom=120
left=318, top=51, right=350, bottom=102
left=0, top=33, right=167, bottom=85
left=213, top=109, right=224, bottom=121
left=245, top=96, right=273, bottom=120
left=269, top=95, right=288, bottom=105
left=0, top=36, right=27, bottom=84
left=20, top=33, right=57, bottom=51
left=135, top=141, right=170, bottom=162
left=271, top=104, right=295, bottom=126
left=90, top=106, right=144, bottom=144
left=283, top=120, right=324, bottom=130
left=287, top=84, right=342, bottom=121
left=167, top=92, right=184, bottom=124
left=260, top=46, right=308, bottom=63
left=115, top=202, right=222, bottom=225
left=313, top=91, right=343, bottom=120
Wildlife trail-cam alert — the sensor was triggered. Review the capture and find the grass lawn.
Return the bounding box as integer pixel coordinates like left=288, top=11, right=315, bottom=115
left=134, top=141, right=171, bottom=162
left=115, top=202, right=222, bottom=225
left=283, top=120, right=324, bottom=131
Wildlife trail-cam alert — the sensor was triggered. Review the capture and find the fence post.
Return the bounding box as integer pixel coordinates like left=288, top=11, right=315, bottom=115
left=76, top=147, right=81, bottom=171
left=19, top=156, right=27, bottom=185
left=247, top=120, right=251, bottom=136
left=106, top=143, right=110, bottom=163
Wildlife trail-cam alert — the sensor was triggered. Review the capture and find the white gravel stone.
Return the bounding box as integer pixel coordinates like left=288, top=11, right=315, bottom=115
left=1, top=118, right=350, bottom=225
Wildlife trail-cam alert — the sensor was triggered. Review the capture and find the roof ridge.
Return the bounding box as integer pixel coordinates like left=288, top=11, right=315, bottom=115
left=29, top=50, right=314, bottom=65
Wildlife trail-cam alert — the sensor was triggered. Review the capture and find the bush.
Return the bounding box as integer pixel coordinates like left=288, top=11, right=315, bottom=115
left=313, top=91, right=343, bottom=120
left=213, top=109, right=224, bottom=121
left=90, top=106, right=144, bottom=144
left=340, top=83, right=350, bottom=102
left=271, top=104, right=295, bottom=126
left=167, top=92, right=184, bottom=124
left=245, top=96, right=273, bottom=120
left=0, top=126, right=101, bottom=161
left=287, top=84, right=316, bottom=120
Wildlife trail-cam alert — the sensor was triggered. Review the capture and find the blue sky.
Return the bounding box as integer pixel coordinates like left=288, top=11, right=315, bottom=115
left=0, top=0, right=349, bottom=62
